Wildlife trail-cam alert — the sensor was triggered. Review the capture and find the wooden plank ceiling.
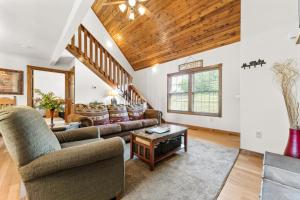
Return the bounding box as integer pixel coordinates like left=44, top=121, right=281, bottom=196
left=92, top=0, right=241, bottom=70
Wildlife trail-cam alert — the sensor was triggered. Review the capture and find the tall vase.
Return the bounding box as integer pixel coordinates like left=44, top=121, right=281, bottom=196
left=284, top=128, right=300, bottom=158
left=50, top=109, right=55, bottom=128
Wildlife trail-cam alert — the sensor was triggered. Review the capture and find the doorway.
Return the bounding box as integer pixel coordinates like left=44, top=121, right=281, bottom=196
left=27, top=65, right=75, bottom=121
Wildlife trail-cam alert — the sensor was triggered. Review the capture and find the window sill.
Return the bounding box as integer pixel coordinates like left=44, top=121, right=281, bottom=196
left=167, top=110, right=221, bottom=117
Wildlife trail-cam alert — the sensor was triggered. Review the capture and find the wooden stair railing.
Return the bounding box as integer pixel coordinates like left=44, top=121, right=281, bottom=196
left=66, top=24, right=153, bottom=108
left=127, top=84, right=154, bottom=109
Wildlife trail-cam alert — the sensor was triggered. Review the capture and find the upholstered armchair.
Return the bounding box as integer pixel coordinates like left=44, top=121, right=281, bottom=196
left=0, top=106, right=125, bottom=200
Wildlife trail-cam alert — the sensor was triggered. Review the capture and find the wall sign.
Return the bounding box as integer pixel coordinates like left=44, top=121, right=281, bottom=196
left=0, top=68, right=24, bottom=95
left=241, top=59, right=266, bottom=70
left=179, top=60, right=203, bottom=71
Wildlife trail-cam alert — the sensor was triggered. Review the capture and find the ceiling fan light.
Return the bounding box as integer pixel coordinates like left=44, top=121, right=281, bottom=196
left=129, top=11, right=135, bottom=20
left=119, top=4, right=127, bottom=13
left=138, top=6, right=146, bottom=15
left=128, top=0, right=136, bottom=7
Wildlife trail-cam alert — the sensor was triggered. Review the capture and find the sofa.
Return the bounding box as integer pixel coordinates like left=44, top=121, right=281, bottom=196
left=261, top=152, right=300, bottom=200
left=68, top=103, right=162, bottom=142
left=0, top=106, right=124, bottom=200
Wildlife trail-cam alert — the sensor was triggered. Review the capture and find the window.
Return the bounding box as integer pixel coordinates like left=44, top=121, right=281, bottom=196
left=168, top=74, right=189, bottom=111
left=167, top=65, right=222, bottom=117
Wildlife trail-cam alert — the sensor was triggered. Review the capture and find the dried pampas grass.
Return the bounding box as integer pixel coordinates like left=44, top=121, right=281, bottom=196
left=272, top=59, right=299, bottom=129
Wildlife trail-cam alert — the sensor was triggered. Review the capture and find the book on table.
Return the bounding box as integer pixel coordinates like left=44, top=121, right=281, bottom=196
left=146, top=127, right=170, bottom=134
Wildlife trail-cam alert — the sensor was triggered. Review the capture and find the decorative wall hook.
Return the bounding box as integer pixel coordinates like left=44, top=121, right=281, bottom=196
left=241, top=59, right=266, bottom=70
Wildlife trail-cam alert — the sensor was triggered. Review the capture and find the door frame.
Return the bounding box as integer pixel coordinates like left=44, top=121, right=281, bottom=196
left=27, top=65, right=75, bottom=120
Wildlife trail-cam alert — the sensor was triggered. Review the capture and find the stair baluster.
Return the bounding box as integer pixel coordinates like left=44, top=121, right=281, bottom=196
left=67, top=24, right=154, bottom=109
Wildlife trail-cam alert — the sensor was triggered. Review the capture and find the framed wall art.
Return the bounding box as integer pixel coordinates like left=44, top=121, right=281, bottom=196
left=0, top=68, right=24, bottom=95
left=179, top=60, right=203, bottom=71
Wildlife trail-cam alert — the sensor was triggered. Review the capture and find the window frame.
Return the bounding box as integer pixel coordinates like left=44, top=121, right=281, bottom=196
left=167, top=64, right=222, bottom=117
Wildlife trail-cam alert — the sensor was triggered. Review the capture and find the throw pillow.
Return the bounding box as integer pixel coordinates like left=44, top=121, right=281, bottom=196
left=126, top=104, right=144, bottom=120
left=107, top=104, right=129, bottom=123
left=75, top=104, right=110, bottom=125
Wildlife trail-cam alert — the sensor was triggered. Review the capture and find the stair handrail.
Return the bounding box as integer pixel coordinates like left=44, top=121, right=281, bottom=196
left=67, top=24, right=155, bottom=109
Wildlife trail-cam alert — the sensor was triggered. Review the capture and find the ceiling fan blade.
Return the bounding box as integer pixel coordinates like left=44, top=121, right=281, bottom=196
left=126, top=7, right=131, bottom=19
left=139, top=4, right=152, bottom=17
left=102, top=1, right=126, bottom=6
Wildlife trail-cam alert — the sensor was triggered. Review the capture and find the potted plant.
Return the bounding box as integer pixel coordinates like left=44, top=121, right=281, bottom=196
left=34, top=89, right=65, bottom=127
left=272, top=59, right=300, bottom=158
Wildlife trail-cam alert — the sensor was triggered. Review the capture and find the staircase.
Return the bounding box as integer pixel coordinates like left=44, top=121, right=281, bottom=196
left=66, top=24, right=153, bottom=109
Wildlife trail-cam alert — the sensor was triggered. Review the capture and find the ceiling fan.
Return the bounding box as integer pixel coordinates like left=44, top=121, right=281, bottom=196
left=102, top=0, right=150, bottom=20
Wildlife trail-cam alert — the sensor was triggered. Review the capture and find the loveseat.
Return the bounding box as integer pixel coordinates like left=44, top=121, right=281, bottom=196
left=68, top=103, right=162, bottom=141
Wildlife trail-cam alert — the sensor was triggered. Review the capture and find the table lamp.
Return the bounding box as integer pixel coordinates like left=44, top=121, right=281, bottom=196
left=108, top=89, right=118, bottom=105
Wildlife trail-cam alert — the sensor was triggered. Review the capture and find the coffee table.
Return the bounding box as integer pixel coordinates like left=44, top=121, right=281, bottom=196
left=130, top=124, right=188, bottom=170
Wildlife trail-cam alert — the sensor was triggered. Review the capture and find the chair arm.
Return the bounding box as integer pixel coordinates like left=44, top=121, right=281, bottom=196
left=144, top=109, right=162, bottom=122
left=20, top=137, right=124, bottom=181
left=54, top=126, right=100, bottom=143
left=264, top=152, right=300, bottom=174
left=67, top=113, right=93, bottom=127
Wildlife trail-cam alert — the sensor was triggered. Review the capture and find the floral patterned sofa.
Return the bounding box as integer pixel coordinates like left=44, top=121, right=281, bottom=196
left=67, top=103, right=162, bottom=142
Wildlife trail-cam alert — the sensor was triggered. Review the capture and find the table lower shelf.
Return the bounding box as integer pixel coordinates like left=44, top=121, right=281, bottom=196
left=131, top=136, right=187, bottom=170
left=154, top=145, right=185, bottom=163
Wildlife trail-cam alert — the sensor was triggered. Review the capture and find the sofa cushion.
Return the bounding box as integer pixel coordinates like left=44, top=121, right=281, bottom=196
left=264, top=164, right=300, bottom=190
left=75, top=104, right=110, bottom=125
left=101, top=131, right=131, bottom=142
left=140, top=118, right=159, bottom=127
left=126, top=104, right=144, bottom=120
left=107, top=104, right=129, bottom=123
left=98, top=124, right=122, bottom=136
left=117, top=121, right=143, bottom=131
left=61, top=138, right=101, bottom=148
left=261, top=179, right=300, bottom=200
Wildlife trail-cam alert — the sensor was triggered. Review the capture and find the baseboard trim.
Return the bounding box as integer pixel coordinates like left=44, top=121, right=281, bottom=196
left=165, top=121, right=240, bottom=136
left=239, top=149, right=264, bottom=158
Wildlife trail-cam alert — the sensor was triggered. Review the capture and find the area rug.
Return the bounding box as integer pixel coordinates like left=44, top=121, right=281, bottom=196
left=123, top=139, right=239, bottom=200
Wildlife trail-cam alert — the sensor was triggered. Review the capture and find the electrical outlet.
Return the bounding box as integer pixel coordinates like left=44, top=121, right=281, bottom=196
left=256, top=131, right=262, bottom=139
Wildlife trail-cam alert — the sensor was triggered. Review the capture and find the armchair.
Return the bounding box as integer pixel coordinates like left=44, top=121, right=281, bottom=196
left=0, top=106, right=125, bottom=200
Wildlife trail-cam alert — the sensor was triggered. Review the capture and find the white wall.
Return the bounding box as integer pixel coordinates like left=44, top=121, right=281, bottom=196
left=0, top=50, right=125, bottom=106
left=134, top=43, right=241, bottom=133
left=0, top=51, right=73, bottom=106
left=81, top=9, right=134, bottom=76
left=50, top=0, right=94, bottom=64
left=72, top=8, right=135, bottom=104
left=240, top=0, right=300, bottom=154
left=75, top=59, right=126, bottom=105
left=34, top=71, right=65, bottom=99
left=0, top=8, right=136, bottom=108
left=0, top=52, right=49, bottom=105
left=0, top=0, right=91, bottom=63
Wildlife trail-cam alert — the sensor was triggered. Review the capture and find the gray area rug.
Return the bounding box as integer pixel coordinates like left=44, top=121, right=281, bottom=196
left=122, top=139, right=239, bottom=200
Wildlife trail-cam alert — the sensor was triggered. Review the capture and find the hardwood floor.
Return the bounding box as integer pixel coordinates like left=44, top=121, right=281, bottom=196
left=189, top=129, right=263, bottom=200
left=0, top=138, right=21, bottom=200
left=0, top=129, right=263, bottom=200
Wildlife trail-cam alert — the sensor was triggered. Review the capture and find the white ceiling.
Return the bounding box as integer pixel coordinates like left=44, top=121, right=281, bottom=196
left=0, top=0, right=90, bottom=62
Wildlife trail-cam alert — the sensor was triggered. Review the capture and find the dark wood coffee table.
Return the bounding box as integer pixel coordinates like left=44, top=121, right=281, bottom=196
left=130, top=124, right=188, bottom=170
